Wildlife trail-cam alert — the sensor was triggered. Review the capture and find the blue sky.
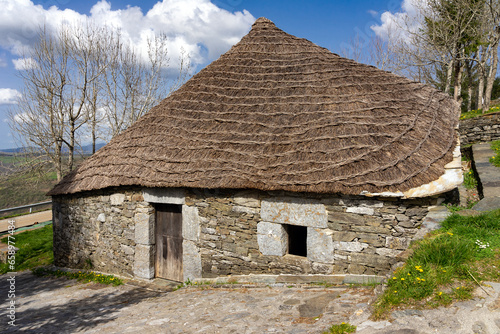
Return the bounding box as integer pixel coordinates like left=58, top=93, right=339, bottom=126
left=0, top=0, right=407, bottom=150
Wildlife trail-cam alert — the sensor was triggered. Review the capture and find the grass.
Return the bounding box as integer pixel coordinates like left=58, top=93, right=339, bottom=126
left=0, top=225, right=54, bottom=275
left=32, top=267, right=123, bottom=286
left=323, top=322, right=356, bottom=334
left=463, top=169, right=478, bottom=189
left=0, top=170, right=57, bottom=212
left=490, top=140, right=500, bottom=167
left=460, top=104, right=500, bottom=120
left=0, top=224, right=122, bottom=286
left=372, top=209, right=500, bottom=319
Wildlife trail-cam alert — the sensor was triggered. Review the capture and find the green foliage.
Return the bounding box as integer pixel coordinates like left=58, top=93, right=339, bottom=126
left=463, top=169, right=478, bottom=189
left=373, top=210, right=500, bottom=319
left=463, top=168, right=478, bottom=189
left=411, top=233, right=474, bottom=266
left=32, top=267, right=123, bottom=286
left=0, top=225, right=54, bottom=274
left=460, top=104, right=500, bottom=120
left=489, top=140, right=500, bottom=167
left=492, top=78, right=500, bottom=101
left=445, top=200, right=478, bottom=212
left=323, top=322, right=356, bottom=334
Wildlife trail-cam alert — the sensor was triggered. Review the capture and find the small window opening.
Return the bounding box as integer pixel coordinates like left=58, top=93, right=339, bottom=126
left=285, top=224, right=307, bottom=257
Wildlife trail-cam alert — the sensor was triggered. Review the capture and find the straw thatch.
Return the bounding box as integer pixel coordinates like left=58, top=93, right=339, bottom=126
left=49, top=17, right=459, bottom=197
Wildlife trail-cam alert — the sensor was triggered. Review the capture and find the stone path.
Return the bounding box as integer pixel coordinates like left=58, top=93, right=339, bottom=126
left=2, top=271, right=500, bottom=333
left=472, top=143, right=500, bottom=211
left=1, top=271, right=375, bottom=334
left=0, top=210, right=52, bottom=233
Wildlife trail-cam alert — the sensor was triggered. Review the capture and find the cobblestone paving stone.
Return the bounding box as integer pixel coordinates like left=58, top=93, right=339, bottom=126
left=2, top=271, right=500, bottom=333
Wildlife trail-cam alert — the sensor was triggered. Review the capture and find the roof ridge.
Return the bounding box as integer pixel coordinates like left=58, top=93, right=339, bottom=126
left=253, top=17, right=275, bottom=26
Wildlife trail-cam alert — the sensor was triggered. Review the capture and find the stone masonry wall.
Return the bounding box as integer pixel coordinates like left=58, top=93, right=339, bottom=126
left=187, top=189, right=439, bottom=277
left=52, top=188, right=151, bottom=278
left=53, top=187, right=442, bottom=280
left=459, top=112, right=500, bottom=145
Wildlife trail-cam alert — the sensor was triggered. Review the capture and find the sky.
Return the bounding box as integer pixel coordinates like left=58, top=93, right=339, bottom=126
left=0, top=0, right=414, bottom=150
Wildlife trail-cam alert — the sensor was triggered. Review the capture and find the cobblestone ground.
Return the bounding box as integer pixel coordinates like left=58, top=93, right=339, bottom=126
left=1, top=271, right=374, bottom=333
left=2, top=271, right=500, bottom=333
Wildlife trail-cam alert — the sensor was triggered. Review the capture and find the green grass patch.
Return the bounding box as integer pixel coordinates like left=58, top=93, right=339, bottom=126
left=373, top=209, right=500, bottom=319
left=32, top=267, right=123, bottom=286
left=463, top=169, right=478, bottom=189
left=0, top=225, right=54, bottom=274
left=490, top=140, right=500, bottom=167
left=460, top=104, right=500, bottom=120
left=323, top=322, right=356, bottom=334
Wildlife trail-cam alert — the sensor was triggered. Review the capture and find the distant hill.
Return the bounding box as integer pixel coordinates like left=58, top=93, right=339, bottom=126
left=0, top=142, right=106, bottom=155
left=79, top=142, right=107, bottom=154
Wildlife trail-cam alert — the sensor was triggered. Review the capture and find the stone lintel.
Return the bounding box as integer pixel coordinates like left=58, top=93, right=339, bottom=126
left=143, top=188, right=185, bottom=204
left=261, top=197, right=327, bottom=228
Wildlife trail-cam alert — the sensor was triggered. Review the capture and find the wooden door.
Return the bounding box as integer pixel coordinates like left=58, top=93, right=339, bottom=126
left=155, top=203, right=183, bottom=281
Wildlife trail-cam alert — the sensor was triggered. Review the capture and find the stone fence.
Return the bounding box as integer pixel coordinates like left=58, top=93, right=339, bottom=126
left=459, top=112, right=500, bottom=145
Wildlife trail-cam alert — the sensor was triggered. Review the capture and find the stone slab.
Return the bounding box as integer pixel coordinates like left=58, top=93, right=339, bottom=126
left=134, top=212, right=155, bottom=245
left=261, top=197, right=327, bottom=228
left=473, top=197, right=500, bottom=211
left=143, top=188, right=185, bottom=205
left=183, top=240, right=202, bottom=281
left=307, top=228, right=334, bottom=263
left=133, top=244, right=155, bottom=279
left=182, top=206, right=200, bottom=242
left=257, top=222, right=287, bottom=256
left=110, top=193, right=126, bottom=206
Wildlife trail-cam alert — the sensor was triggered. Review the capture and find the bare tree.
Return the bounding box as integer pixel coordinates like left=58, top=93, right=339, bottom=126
left=481, top=0, right=500, bottom=110
left=101, top=32, right=190, bottom=138
left=9, top=27, right=70, bottom=181
left=9, top=23, right=190, bottom=180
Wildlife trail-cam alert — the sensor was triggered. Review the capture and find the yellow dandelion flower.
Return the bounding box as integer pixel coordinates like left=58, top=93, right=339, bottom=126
left=401, top=278, right=405, bottom=281
left=393, top=277, right=397, bottom=279
left=438, top=292, right=443, bottom=296
left=447, top=232, right=454, bottom=236
left=394, top=290, right=397, bottom=293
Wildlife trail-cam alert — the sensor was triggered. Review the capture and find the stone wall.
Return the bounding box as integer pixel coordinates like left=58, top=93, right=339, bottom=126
left=52, top=189, right=149, bottom=278
left=459, top=112, right=500, bottom=145
left=53, top=187, right=443, bottom=281
left=189, top=190, right=438, bottom=277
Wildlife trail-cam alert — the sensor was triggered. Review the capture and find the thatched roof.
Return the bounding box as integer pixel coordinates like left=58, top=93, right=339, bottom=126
left=49, top=17, right=460, bottom=197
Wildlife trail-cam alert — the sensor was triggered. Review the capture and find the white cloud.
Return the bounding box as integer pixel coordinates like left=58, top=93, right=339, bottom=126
left=0, top=88, right=21, bottom=105
left=370, top=0, right=424, bottom=42
left=0, top=0, right=255, bottom=70
left=367, top=9, right=378, bottom=18
left=12, top=57, right=37, bottom=70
